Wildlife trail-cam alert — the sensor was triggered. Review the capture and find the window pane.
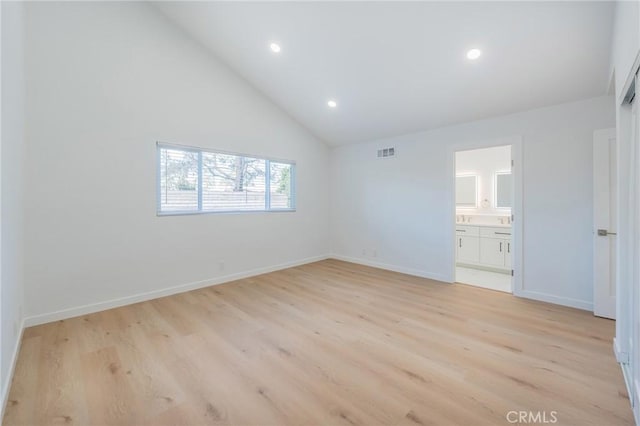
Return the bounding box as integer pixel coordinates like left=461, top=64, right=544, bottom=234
left=270, top=162, right=293, bottom=209
left=202, top=152, right=266, bottom=211
left=157, top=144, right=296, bottom=215
left=159, top=148, right=199, bottom=211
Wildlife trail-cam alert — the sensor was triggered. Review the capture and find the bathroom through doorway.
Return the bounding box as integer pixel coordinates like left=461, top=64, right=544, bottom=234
left=454, top=145, right=513, bottom=293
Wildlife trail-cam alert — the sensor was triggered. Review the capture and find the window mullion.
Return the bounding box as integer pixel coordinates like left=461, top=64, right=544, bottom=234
left=265, top=159, right=271, bottom=210
left=156, top=144, right=162, bottom=213
left=197, top=150, right=203, bottom=211
left=291, top=164, right=296, bottom=209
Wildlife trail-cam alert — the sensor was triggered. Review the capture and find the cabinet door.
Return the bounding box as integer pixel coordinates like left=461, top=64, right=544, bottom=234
left=457, top=236, right=480, bottom=263
left=505, top=240, right=512, bottom=269
left=480, top=238, right=505, bottom=267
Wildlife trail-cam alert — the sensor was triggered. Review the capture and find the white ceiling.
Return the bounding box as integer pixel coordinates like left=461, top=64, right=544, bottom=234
left=156, top=1, right=615, bottom=146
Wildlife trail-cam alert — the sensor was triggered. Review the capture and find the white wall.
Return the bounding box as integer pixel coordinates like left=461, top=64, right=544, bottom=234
left=609, top=1, right=639, bottom=100
left=331, top=96, right=614, bottom=309
left=23, top=2, right=330, bottom=323
left=1, top=0, right=25, bottom=413
left=456, top=145, right=511, bottom=216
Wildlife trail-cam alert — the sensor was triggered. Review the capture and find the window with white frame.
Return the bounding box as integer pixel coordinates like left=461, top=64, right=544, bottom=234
left=157, top=143, right=295, bottom=214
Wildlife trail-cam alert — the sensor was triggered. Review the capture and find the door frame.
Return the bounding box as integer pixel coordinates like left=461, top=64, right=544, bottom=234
left=447, top=135, right=524, bottom=296
left=614, top=53, right=640, bottom=415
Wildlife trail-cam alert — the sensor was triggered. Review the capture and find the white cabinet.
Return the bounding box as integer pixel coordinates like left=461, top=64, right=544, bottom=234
left=455, top=225, right=512, bottom=271
left=457, top=236, right=480, bottom=263
left=505, top=240, right=512, bottom=269
left=480, top=238, right=505, bottom=266
left=456, top=226, right=480, bottom=263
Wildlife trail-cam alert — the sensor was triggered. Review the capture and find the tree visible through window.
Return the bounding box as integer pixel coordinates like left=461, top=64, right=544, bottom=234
left=202, top=152, right=266, bottom=211
left=270, top=162, right=293, bottom=209
left=159, top=148, right=199, bottom=211
left=158, top=144, right=295, bottom=214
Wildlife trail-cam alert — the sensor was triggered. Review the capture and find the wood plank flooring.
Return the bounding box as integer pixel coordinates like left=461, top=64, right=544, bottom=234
left=2, top=259, right=634, bottom=425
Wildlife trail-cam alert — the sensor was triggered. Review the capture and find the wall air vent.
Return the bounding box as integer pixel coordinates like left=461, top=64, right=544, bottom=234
left=377, top=147, right=396, bottom=159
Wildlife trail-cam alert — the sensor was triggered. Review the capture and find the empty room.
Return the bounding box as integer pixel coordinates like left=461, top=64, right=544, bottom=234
left=1, top=1, right=640, bottom=425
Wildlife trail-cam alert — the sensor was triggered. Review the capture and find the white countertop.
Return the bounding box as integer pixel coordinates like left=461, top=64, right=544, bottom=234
left=456, top=222, right=512, bottom=229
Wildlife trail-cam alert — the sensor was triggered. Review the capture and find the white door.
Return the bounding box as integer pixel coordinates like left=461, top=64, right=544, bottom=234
left=633, top=80, right=640, bottom=415
left=593, top=128, right=617, bottom=319
left=457, top=236, right=480, bottom=263
left=479, top=238, right=505, bottom=267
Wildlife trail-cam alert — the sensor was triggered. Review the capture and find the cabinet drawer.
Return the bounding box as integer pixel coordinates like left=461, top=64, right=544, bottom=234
left=455, top=225, right=479, bottom=236
left=480, top=227, right=512, bottom=239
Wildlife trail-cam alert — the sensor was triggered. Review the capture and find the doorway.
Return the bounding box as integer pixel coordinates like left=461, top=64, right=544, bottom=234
left=454, top=145, right=513, bottom=292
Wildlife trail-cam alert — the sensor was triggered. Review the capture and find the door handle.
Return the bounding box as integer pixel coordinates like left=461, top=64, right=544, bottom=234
left=499, top=242, right=502, bottom=252
left=459, top=238, right=462, bottom=248
left=597, top=229, right=617, bottom=236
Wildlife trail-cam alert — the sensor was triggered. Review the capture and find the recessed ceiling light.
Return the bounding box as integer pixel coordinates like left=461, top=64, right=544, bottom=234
left=327, top=100, right=337, bottom=108
left=270, top=43, right=281, bottom=53
left=466, top=48, right=482, bottom=60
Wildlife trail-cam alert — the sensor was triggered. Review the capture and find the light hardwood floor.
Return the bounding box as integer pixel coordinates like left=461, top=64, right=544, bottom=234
left=2, top=260, right=633, bottom=425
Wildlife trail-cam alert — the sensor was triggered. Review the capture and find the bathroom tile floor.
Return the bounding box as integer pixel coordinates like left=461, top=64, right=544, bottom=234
left=455, top=266, right=511, bottom=293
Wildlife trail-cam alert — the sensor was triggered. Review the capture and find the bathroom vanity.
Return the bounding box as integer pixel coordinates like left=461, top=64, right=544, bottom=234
left=455, top=224, right=512, bottom=273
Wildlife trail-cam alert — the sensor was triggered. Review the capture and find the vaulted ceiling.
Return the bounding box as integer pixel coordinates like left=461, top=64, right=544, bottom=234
left=156, top=1, right=615, bottom=146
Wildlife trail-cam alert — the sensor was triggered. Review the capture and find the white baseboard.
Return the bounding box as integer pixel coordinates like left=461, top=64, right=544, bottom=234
left=24, top=254, right=330, bottom=327
left=634, top=379, right=640, bottom=426
left=330, top=254, right=451, bottom=283
left=612, top=338, right=639, bottom=425
left=332, top=255, right=595, bottom=312
left=1, top=317, right=25, bottom=421
left=22, top=254, right=595, bottom=326
left=613, top=338, right=629, bottom=364
left=516, top=289, right=593, bottom=311
left=613, top=339, right=635, bottom=412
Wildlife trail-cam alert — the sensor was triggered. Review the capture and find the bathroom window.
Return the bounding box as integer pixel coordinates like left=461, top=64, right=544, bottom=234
left=157, top=143, right=296, bottom=215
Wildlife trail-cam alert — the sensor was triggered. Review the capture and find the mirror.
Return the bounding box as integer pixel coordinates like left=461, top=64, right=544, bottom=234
left=456, top=175, right=477, bottom=207
left=495, top=172, right=512, bottom=208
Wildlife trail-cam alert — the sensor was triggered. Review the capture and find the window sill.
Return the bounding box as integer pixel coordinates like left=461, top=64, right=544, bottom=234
left=156, top=209, right=296, bottom=217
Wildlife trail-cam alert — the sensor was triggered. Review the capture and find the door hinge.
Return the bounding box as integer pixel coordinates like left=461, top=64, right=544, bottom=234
left=511, top=159, right=514, bottom=168
left=511, top=214, right=514, bottom=222
left=511, top=269, right=514, bottom=276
